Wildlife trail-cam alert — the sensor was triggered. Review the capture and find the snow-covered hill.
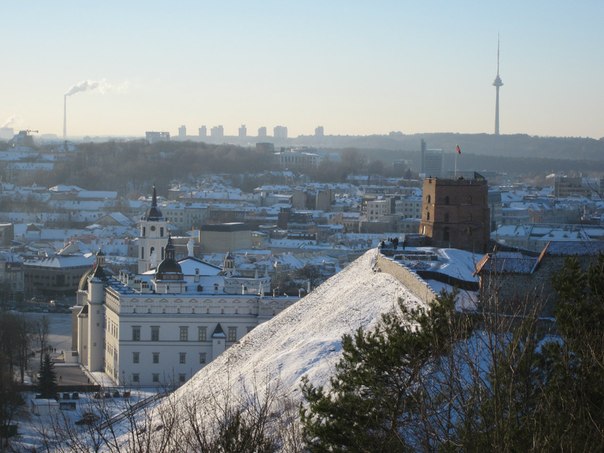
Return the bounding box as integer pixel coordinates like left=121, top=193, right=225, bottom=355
left=116, top=249, right=425, bottom=447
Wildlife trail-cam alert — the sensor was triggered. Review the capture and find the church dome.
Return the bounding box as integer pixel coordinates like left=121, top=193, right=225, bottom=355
left=156, top=258, right=182, bottom=275
left=155, top=236, right=183, bottom=280
left=78, top=261, right=108, bottom=291
left=78, top=268, right=93, bottom=291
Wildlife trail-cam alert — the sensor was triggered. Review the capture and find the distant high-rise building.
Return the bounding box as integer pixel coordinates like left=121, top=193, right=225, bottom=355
left=178, top=125, right=187, bottom=138
left=493, top=36, right=503, bottom=135
left=273, top=125, right=288, bottom=139
left=210, top=125, right=224, bottom=139
left=238, top=124, right=247, bottom=138
left=423, top=150, right=444, bottom=178
left=314, top=126, right=324, bottom=138
left=145, top=131, right=170, bottom=144
left=256, top=142, right=275, bottom=153
left=258, top=126, right=267, bottom=138
left=198, top=126, right=207, bottom=138
left=420, top=140, right=444, bottom=178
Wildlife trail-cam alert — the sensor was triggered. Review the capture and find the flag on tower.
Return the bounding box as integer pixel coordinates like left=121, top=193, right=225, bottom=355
left=456, top=144, right=462, bottom=154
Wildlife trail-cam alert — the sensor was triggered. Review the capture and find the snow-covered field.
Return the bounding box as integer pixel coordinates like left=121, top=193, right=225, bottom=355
left=112, top=249, right=426, bottom=448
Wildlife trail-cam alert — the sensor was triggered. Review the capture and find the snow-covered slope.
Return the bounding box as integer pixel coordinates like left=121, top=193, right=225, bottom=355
left=117, top=249, right=425, bottom=446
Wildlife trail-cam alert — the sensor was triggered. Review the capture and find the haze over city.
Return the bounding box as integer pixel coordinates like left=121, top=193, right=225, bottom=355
left=2, top=0, right=603, bottom=139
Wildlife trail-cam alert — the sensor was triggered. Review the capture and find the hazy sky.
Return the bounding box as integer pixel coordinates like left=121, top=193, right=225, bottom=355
left=2, top=1, right=603, bottom=139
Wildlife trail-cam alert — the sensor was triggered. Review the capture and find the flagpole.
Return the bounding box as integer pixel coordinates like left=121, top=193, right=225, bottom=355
left=454, top=151, right=457, bottom=179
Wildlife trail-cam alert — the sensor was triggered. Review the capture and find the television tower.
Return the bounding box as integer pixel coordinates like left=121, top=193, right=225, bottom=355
left=493, top=35, right=503, bottom=135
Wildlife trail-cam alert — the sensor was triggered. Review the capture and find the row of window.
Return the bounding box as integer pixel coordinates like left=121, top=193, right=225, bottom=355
left=425, top=212, right=473, bottom=222
left=426, top=195, right=473, bottom=205
left=131, top=325, right=238, bottom=342
left=132, top=351, right=207, bottom=365
left=131, top=373, right=187, bottom=384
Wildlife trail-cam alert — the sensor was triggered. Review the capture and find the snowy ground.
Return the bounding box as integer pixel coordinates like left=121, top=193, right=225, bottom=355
left=9, top=313, right=162, bottom=451
left=11, top=389, right=158, bottom=452
left=111, top=249, right=426, bottom=448
left=22, top=312, right=73, bottom=353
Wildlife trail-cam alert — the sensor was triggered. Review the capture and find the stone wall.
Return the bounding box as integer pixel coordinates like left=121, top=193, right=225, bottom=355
left=376, top=254, right=437, bottom=304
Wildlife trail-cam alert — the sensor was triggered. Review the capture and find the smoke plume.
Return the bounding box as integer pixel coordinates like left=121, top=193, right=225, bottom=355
left=65, top=79, right=109, bottom=97
left=1, top=115, right=20, bottom=128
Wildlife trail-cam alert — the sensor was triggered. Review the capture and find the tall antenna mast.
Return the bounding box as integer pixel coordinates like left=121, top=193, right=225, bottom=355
left=497, top=34, right=501, bottom=74
left=493, top=34, right=503, bottom=135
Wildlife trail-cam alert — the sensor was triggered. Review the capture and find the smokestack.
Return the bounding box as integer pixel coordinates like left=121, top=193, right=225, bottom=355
left=63, top=95, right=67, bottom=140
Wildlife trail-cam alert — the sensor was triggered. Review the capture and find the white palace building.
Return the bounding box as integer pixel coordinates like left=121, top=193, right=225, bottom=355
left=74, top=188, right=297, bottom=387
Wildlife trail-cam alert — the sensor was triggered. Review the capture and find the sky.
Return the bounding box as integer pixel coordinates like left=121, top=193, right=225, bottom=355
left=1, top=1, right=603, bottom=139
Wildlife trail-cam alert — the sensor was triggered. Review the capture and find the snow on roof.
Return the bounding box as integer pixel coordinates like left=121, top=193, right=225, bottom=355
left=544, top=241, right=604, bottom=256
left=76, top=190, right=118, bottom=199
left=0, top=250, right=23, bottom=263
left=101, top=212, right=134, bottom=226
left=23, top=254, right=94, bottom=268
left=436, top=248, right=482, bottom=282
left=178, top=257, right=222, bottom=276
left=118, top=250, right=424, bottom=440
left=475, top=252, right=537, bottom=274
left=49, top=185, right=84, bottom=192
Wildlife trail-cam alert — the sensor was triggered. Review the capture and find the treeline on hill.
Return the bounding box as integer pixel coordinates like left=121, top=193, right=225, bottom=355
left=50, top=141, right=278, bottom=195
left=306, top=133, right=604, bottom=161
left=18, top=256, right=604, bottom=452
left=3, top=138, right=603, bottom=196
left=9, top=142, right=398, bottom=195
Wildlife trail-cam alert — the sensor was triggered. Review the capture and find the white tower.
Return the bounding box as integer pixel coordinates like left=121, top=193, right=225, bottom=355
left=493, top=35, right=503, bottom=136
left=138, top=186, right=169, bottom=273
left=87, top=252, right=107, bottom=372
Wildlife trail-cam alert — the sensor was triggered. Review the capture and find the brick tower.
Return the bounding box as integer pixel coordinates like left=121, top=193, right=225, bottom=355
left=419, top=176, right=490, bottom=253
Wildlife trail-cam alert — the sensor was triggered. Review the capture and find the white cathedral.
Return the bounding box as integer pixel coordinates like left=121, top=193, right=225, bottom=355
left=74, top=188, right=297, bottom=387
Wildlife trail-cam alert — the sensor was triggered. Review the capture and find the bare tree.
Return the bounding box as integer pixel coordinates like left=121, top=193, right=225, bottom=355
left=35, top=316, right=49, bottom=370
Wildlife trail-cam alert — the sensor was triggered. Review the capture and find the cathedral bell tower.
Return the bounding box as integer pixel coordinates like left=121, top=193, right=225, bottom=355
left=138, top=186, right=169, bottom=273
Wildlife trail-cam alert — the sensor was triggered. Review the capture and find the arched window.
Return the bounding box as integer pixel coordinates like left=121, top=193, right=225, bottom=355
left=443, top=227, right=450, bottom=242
left=444, top=196, right=450, bottom=205
left=426, top=211, right=430, bottom=221
left=427, top=194, right=431, bottom=203
left=444, top=212, right=450, bottom=222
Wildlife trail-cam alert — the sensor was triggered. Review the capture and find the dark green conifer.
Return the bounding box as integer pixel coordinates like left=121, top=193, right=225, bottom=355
left=38, top=353, right=57, bottom=399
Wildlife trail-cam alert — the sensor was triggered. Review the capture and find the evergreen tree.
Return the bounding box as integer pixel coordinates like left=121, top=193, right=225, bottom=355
left=300, top=292, right=471, bottom=452
left=453, top=255, right=604, bottom=451
left=38, top=353, right=57, bottom=399
left=300, top=257, right=604, bottom=451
